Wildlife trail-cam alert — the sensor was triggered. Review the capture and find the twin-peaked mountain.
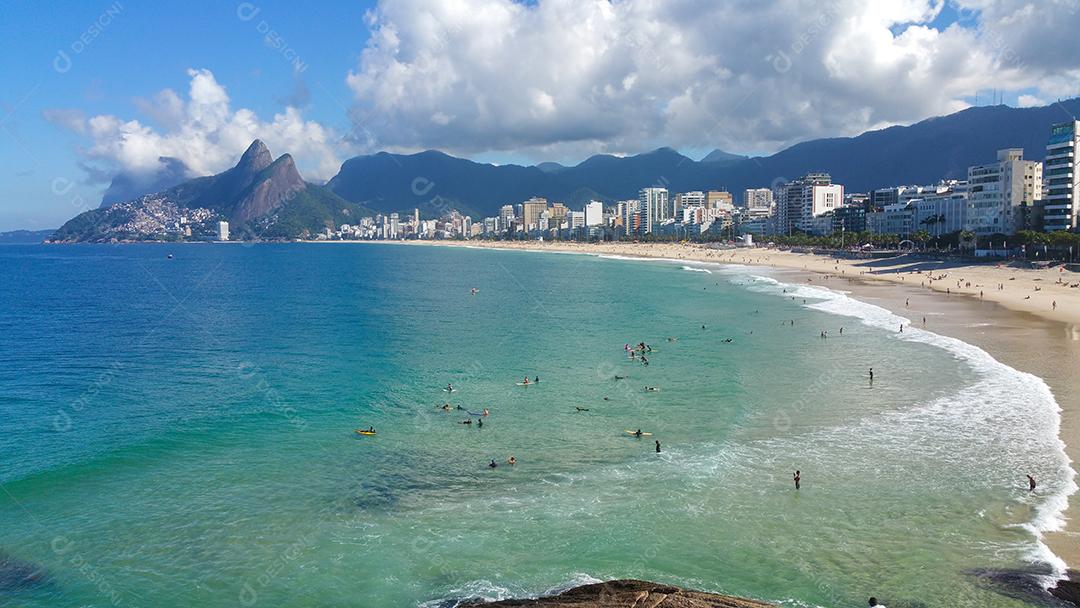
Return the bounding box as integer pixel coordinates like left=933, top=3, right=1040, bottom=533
left=51, top=140, right=372, bottom=242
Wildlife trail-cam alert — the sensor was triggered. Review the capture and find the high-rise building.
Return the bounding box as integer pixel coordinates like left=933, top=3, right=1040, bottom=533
left=778, top=174, right=843, bottom=235
left=549, top=202, right=569, bottom=226
left=217, top=220, right=229, bottom=241
left=706, top=191, right=733, bottom=212
left=965, top=148, right=1042, bottom=236
left=1044, top=121, right=1079, bottom=232
left=743, top=188, right=774, bottom=218
left=584, top=201, right=604, bottom=226
left=638, top=188, right=668, bottom=234
left=675, top=191, right=706, bottom=216
left=389, top=213, right=400, bottom=239
left=522, top=197, right=548, bottom=231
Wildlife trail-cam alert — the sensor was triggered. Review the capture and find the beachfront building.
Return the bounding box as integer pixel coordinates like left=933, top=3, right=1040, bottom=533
left=832, top=205, right=866, bottom=233
left=777, top=173, right=844, bottom=235
left=674, top=191, right=705, bottom=217
left=1044, top=120, right=1080, bottom=232
left=584, top=201, right=604, bottom=226
left=638, top=187, right=669, bottom=234
left=706, top=191, right=734, bottom=213
left=965, top=148, right=1042, bottom=236
left=743, top=188, right=774, bottom=218
left=522, top=197, right=549, bottom=232
left=217, top=220, right=229, bottom=241
left=867, top=202, right=913, bottom=236
left=912, top=192, right=968, bottom=237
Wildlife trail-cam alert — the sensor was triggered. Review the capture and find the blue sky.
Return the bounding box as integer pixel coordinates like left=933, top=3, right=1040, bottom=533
left=0, top=0, right=375, bottom=230
left=2, top=0, right=1078, bottom=231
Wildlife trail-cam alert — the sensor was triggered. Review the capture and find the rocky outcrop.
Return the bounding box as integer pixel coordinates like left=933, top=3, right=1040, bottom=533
left=461, top=580, right=774, bottom=608
left=230, top=154, right=305, bottom=224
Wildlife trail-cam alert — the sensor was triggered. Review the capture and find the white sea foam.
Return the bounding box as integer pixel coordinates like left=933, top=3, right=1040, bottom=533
left=681, top=265, right=712, bottom=274
left=735, top=268, right=1078, bottom=583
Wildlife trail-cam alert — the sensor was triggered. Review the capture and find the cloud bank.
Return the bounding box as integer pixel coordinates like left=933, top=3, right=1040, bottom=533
left=46, top=69, right=344, bottom=186
left=345, top=0, right=1080, bottom=159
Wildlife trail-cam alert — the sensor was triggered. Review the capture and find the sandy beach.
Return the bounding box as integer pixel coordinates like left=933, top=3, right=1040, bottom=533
left=396, top=238, right=1080, bottom=571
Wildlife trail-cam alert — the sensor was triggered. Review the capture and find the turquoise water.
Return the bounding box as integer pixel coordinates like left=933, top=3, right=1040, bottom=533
left=0, top=243, right=1074, bottom=607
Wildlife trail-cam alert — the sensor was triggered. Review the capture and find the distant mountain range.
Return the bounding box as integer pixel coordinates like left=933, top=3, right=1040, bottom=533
left=47, top=97, right=1080, bottom=241
left=324, top=98, right=1080, bottom=217
left=52, top=141, right=372, bottom=242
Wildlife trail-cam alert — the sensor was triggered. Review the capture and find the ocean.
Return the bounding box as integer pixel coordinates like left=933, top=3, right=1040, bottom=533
left=0, top=242, right=1073, bottom=607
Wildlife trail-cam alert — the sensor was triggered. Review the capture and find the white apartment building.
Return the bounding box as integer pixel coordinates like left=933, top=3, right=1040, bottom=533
left=965, top=148, right=1042, bottom=236
left=217, top=220, right=229, bottom=241
left=638, top=187, right=669, bottom=234
left=778, top=173, right=844, bottom=235
left=584, top=201, right=604, bottom=226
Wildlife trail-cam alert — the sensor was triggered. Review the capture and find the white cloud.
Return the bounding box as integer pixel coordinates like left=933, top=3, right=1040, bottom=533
left=1018, top=94, right=1046, bottom=108
left=345, top=0, right=1080, bottom=161
left=46, top=68, right=345, bottom=185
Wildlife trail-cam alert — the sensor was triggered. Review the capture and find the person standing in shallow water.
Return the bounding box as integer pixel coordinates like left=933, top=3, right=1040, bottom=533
left=1028, top=474, right=1037, bottom=492
left=655, top=440, right=661, bottom=453
left=793, top=470, right=801, bottom=490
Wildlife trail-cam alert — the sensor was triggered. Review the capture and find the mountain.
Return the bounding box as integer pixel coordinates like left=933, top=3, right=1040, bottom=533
left=51, top=140, right=371, bottom=242
left=0, top=229, right=56, bottom=244
left=326, top=98, right=1080, bottom=215
left=700, top=149, right=748, bottom=165
left=99, top=157, right=190, bottom=207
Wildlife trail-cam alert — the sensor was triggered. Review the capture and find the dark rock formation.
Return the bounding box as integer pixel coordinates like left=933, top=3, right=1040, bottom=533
left=460, top=579, right=774, bottom=608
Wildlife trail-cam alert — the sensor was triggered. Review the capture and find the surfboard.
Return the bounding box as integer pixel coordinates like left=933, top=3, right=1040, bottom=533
left=443, top=388, right=457, bottom=393
left=355, top=430, right=376, bottom=436
left=515, top=382, right=531, bottom=386
left=624, top=430, right=652, bottom=436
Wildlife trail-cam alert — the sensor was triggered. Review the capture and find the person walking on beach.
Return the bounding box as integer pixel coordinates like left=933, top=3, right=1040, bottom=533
left=1028, top=474, right=1037, bottom=492
left=793, top=470, right=801, bottom=490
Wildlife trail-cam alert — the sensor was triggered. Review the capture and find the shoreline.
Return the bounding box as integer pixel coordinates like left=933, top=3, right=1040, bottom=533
left=393, top=239, right=1080, bottom=577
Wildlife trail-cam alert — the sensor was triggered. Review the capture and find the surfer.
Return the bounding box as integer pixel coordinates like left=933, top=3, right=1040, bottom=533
left=522, top=376, right=530, bottom=385
left=446, top=383, right=454, bottom=392
left=575, top=406, right=589, bottom=411
left=441, top=403, right=451, bottom=411
left=793, top=470, right=801, bottom=490
left=534, top=376, right=540, bottom=383
left=482, top=408, right=490, bottom=416
left=634, top=429, right=643, bottom=437
left=723, top=338, right=733, bottom=343
left=477, top=418, right=483, bottom=428
left=614, top=375, right=627, bottom=380
left=508, top=456, right=516, bottom=465
left=655, top=440, right=661, bottom=453
left=489, top=459, right=498, bottom=468
left=460, top=419, right=472, bottom=425
left=1027, top=474, right=1037, bottom=492
left=868, top=598, right=885, bottom=608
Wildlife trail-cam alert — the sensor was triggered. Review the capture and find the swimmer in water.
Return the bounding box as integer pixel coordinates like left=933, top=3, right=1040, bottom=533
left=793, top=470, right=801, bottom=490
left=489, top=459, right=498, bottom=468
left=508, top=456, right=516, bottom=465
